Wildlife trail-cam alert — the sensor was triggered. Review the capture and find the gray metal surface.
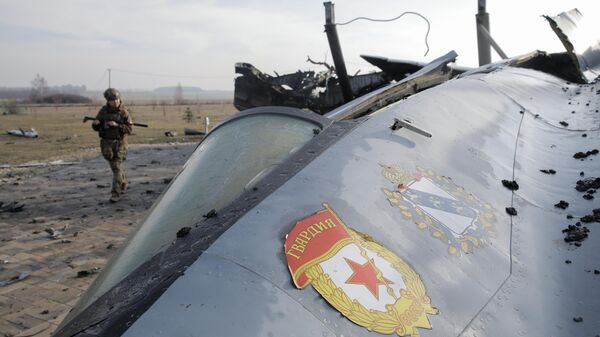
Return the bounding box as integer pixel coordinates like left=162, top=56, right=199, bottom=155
left=459, top=67, right=600, bottom=337
left=126, top=64, right=599, bottom=336
left=122, top=253, right=334, bottom=337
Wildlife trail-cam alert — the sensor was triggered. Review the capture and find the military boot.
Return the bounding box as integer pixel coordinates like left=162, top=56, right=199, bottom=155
left=109, top=192, right=121, bottom=203
left=121, top=181, right=128, bottom=194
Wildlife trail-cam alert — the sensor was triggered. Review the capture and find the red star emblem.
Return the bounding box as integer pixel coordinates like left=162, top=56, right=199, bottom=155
left=344, top=258, right=393, bottom=299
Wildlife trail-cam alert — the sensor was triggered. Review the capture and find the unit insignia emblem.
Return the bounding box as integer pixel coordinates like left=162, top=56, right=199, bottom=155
left=285, top=203, right=438, bottom=337
left=381, top=164, right=496, bottom=256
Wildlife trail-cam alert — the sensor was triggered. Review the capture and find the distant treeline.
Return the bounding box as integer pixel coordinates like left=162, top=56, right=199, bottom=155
left=0, top=85, right=87, bottom=100
left=1, top=87, right=233, bottom=104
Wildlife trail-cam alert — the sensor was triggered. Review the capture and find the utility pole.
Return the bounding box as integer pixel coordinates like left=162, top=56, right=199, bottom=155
left=108, top=68, right=112, bottom=88
left=476, top=0, right=491, bottom=66
left=323, top=2, right=353, bottom=103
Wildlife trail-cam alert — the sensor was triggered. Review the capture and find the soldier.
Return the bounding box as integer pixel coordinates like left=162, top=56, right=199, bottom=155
left=92, top=88, right=133, bottom=202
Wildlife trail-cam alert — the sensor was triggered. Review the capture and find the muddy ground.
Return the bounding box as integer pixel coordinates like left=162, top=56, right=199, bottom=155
left=0, top=143, right=196, bottom=337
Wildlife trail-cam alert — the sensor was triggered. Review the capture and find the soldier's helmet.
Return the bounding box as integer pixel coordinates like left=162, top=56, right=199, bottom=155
left=103, top=88, right=121, bottom=101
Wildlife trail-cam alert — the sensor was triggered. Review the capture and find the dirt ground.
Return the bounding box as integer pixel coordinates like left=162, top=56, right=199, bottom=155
left=1, top=102, right=235, bottom=165
left=0, top=143, right=197, bottom=337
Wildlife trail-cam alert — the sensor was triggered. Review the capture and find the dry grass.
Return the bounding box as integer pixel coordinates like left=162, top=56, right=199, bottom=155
left=0, top=102, right=237, bottom=165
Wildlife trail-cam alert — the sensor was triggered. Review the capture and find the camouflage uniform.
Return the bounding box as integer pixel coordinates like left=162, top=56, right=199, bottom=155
left=92, top=104, right=133, bottom=199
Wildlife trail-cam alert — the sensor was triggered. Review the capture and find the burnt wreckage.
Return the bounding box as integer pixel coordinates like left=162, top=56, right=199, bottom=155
left=234, top=5, right=597, bottom=115
left=233, top=2, right=445, bottom=114
left=234, top=57, right=468, bottom=114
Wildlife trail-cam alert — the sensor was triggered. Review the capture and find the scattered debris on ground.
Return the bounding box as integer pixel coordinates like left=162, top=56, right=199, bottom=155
left=6, top=127, right=38, bottom=138
left=44, top=227, right=62, bottom=239
left=164, top=131, right=177, bottom=137
left=77, top=267, right=101, bottom=278
left=0, top=272, right=30, bottom=286
left=505, top=207, right=517, bottom=216
left=554, top=200, right=569, bottom=209
left=0, top=201, right=24, bottom=213
left=184, top=128, right=205, bottom=136
left=539, top=169, right=556, bottom=174
left=0, top=143, right=196, bottom=336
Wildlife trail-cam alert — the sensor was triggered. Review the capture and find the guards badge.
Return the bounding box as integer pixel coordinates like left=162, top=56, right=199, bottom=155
left=381, top=164, right=496, bottom=256
left=285, top=203, right=438, bottom=337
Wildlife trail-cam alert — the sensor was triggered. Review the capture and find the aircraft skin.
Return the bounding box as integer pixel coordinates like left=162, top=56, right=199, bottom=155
left=55, top=12, right=600, bottom=337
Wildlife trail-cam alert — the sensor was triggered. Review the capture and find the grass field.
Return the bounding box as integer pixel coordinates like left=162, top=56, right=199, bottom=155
left=0, top=102, right=237, bottom=165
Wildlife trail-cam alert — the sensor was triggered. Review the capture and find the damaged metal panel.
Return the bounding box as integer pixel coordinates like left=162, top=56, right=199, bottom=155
left=510, top=50, right=588, bottom=84
left=460, top=49, right=589, bottom=84
left=361, top=54, right=468, bottom=80
left=234, top=53, right=468, bottom=116
left=234, top=62, right=387, bottom=114
left=544, top=9, right=600, bottom=83
left=326, top=50, right=458, bottom=121
left=361, top=55, right=423, bottom=80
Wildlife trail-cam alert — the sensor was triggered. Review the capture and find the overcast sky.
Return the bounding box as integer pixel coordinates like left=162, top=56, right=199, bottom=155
left=0, top=0, right=597, bottom=91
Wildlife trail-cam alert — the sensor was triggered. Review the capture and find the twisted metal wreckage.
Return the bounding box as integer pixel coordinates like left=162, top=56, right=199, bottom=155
left=234, top=5, right=597, bottom=115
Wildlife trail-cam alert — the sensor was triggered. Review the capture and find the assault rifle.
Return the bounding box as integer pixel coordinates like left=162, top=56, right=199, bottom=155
left=83, top=116, right=148, bottom=128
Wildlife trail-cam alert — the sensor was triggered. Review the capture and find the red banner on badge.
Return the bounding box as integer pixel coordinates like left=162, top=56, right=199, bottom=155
left=284, top=204, right=352, bottom=288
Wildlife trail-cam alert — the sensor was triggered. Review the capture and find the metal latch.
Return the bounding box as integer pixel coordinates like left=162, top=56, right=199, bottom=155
left=390, top=118, right=432, bottom=138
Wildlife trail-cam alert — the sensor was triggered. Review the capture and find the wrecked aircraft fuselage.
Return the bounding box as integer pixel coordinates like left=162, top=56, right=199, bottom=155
left=234, top=62, right=388, bottom=114
left=55, top=7, right=600, bottom=337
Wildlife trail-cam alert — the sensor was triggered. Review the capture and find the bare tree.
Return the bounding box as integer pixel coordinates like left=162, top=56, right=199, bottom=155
left=174, top=82, right=183, bottom=105
left=30, top=73, right=48, bottom=102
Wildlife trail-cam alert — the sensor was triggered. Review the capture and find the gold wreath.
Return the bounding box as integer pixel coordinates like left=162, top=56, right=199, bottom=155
left=305, top=229, right=438, bottom=337
left=380, top=163, right=412, bottom=186
left=382, top=165, right=497, bottom=256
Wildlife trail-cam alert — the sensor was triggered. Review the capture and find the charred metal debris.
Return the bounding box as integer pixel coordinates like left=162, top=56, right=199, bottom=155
left=235, top=8, right=600, bottom=115
left=234, top=54, right=469, bottom=115
left=234, top=49, right=594, bottom=115
left=234, top=60, right=387, bottom=114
